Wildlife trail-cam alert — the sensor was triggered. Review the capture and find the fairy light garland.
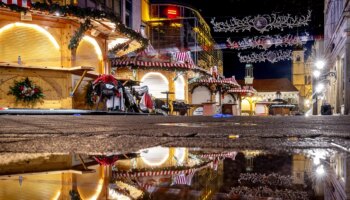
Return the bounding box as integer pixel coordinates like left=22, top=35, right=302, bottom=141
left=211, top=10, right=311, bottom=33
left=227, top=34, right=311, bottom=50
left=238, top=50, right=293, bottom=63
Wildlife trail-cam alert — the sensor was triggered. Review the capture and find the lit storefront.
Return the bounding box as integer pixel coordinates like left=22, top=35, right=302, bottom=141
left=0, top=1, right=146, bottom=109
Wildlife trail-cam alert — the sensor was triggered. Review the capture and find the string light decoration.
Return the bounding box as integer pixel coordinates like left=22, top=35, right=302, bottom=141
left=238, top=50, right=293, bottom=63
left=228, top=186, right=309, bottom=200
left=227, top=34, right=311, bottom=50
left=211, top=10, right=311, bottom=33
left=238, top=173, right=293, bottom=188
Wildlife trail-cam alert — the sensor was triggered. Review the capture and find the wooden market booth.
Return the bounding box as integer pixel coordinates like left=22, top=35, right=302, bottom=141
left=189, top=76, right=241, bottom=116
left=227, top=87, right=257, bottom=116
left=110, top=55, right=209, bottom=114
left=0, top=4, right=146, bottom=109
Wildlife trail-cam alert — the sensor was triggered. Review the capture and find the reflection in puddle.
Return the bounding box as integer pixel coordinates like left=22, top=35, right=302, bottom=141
left=157, top=122, right=258, bottom=127
left=0, top=147, right=348, bottom=200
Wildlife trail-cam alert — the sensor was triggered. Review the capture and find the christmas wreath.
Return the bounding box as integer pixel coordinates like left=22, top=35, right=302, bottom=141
left=8, top=77, right=44, bottom=104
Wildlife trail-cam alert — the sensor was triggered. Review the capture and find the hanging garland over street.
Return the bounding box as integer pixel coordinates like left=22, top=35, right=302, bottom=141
left=0, top=2, right=148, bottom=54
left=228, top=186, right=309, bottom=200
left=227, top=34, right=311, bottom=50
left=211, top=10, right=311, bottom=33
left=7, top=77, right=44, bottom=104
left=238, top=173, right=293, bottom=188
left=238, top=50, right=293, bottom=63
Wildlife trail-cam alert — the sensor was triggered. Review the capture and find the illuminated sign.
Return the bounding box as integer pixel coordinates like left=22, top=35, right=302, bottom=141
left=166, top=7, right=179, bottom=18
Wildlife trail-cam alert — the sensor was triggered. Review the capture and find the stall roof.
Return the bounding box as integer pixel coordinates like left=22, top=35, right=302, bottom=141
left=227, top=88, right=257, bottom=94
left=194, top=77, right=240, bottom=88
left=111, top=56, right=200, bottom=71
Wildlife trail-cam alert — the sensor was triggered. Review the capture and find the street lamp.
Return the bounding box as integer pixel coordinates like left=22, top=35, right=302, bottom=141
left=315, top=60, right=326, bottom=70
left=315, top=83, right=325, bottom=93
left=313, top=70, right=321, bottom=78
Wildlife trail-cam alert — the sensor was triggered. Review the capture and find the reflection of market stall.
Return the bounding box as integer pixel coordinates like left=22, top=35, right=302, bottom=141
left=189, top=77, right=241, bottom=116
left=112, top=147, right=237, bottom=199
left=0, top=153, right=110, bottom=200
left=0, top=3, right=146, bottom=109
left=111, top=55, right=207, bottom=115
left=0, top=148, right=326, bottom=200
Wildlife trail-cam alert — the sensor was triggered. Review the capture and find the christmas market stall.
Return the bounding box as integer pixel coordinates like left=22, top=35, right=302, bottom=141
left=111, top=147, right=230, bottom=199
left=110, top=52, right=209, bottom=115
left=0, top=2, right=147, bottom=109
left=228, top=86, right=257, bottom=116
left=189, top=76, right=241, bottom=116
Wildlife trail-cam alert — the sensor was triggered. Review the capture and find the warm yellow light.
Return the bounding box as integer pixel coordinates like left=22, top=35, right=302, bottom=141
left=79, top=178, right=104, bottom=200
left=174, top=147, right=186, bottom=164
left=82, top=36, right=103, bottom=61
left=0, top=22, right=60, bottom=49
left=170, top=23, right=182, bottom=28
left=141, top=72, right=169, bottom=84
left=52, top=191, right=61, bottom=200
left=140, top=146, right=170, bottom=166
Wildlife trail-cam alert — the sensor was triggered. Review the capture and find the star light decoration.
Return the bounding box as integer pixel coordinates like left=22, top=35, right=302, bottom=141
left=227, top=34, right=311, bottom=50
left=211, top=10, right=311, bottom=33
left=238, top=50, right=293, bottom=63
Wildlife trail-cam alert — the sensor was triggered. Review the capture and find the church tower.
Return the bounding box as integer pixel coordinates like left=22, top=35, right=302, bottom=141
left=292, top=48, right=309, bottom=111
left=244, top=63, right=254, bottom=86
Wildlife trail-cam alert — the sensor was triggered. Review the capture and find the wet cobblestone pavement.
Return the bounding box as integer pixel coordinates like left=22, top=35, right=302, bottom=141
left=0, top=115, right=349, bottom=154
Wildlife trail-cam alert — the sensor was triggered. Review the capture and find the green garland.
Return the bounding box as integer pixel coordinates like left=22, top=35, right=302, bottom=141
left=7, top=77, right=44, bottom=104
left=0, top=2, right=148, bottom=53
left=68, top=18, right=92, bottom=50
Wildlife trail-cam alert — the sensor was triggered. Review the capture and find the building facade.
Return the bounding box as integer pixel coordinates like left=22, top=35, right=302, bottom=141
left=324, top=0, right=350, bottom=115
left=292, top=48, right=313, bottom=112
left=146, top=2, right=223, bottom=74
left=0, top=0, right=146, bottom=109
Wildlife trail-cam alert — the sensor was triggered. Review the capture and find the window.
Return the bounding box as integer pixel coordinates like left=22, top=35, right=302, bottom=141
left=125, top=0, right=132, bottom=27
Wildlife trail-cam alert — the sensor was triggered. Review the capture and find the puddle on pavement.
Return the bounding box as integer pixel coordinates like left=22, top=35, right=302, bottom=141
left=0, top=147, right=348, bottom=200
left=157, top=122, right=257, bottom=127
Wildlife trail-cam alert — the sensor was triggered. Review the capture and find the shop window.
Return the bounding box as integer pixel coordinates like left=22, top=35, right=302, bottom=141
left=125, top=0, right=132, bottom=27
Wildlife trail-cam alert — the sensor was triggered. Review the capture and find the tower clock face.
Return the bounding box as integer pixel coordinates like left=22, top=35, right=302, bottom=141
left=295, top=54, right=302, bottom=62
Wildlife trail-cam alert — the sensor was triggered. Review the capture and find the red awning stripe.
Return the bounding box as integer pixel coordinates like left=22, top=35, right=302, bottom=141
left=112, top=59, right=197, bottom=70
left=113, top=161, right=213, bottom=177
left=228, top=89, right=256, bottom=93
left=196, top=79, right=240, bottom=87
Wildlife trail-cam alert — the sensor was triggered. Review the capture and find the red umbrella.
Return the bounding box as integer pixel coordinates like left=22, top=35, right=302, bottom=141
left=94, top=155, right=119, bottom=166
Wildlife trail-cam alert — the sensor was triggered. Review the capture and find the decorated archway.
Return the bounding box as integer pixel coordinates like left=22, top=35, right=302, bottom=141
left=0, top=22, right=60, bottom=66
left=241, top=98, right=253, bottom=115
left=223, top=94, right=235, bottom=104
left=76, top=36, right=103, bottom=73
left=140, top=72, right=169, bottom=99
left=191, top=86, right=211, bottom=104
left=141, top=146, right=170, bottom=167
left=174, top=75, right=185, bottom=101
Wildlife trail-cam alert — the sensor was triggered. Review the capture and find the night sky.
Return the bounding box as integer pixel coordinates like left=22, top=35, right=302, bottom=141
left=151, top=0, right=324, bottom=80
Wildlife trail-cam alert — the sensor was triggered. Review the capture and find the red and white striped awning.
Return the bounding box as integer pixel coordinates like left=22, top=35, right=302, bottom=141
left=1, top=0, right=31, bottom=7
left=195, top=78, right=240, bottom=87
left=199, top=152, right=237, bottom=160
left=111, top=57, right=196, bottom=70
left=113, top=161, right=212, bottom=178
left=228, top=89, right=256, bottom=93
